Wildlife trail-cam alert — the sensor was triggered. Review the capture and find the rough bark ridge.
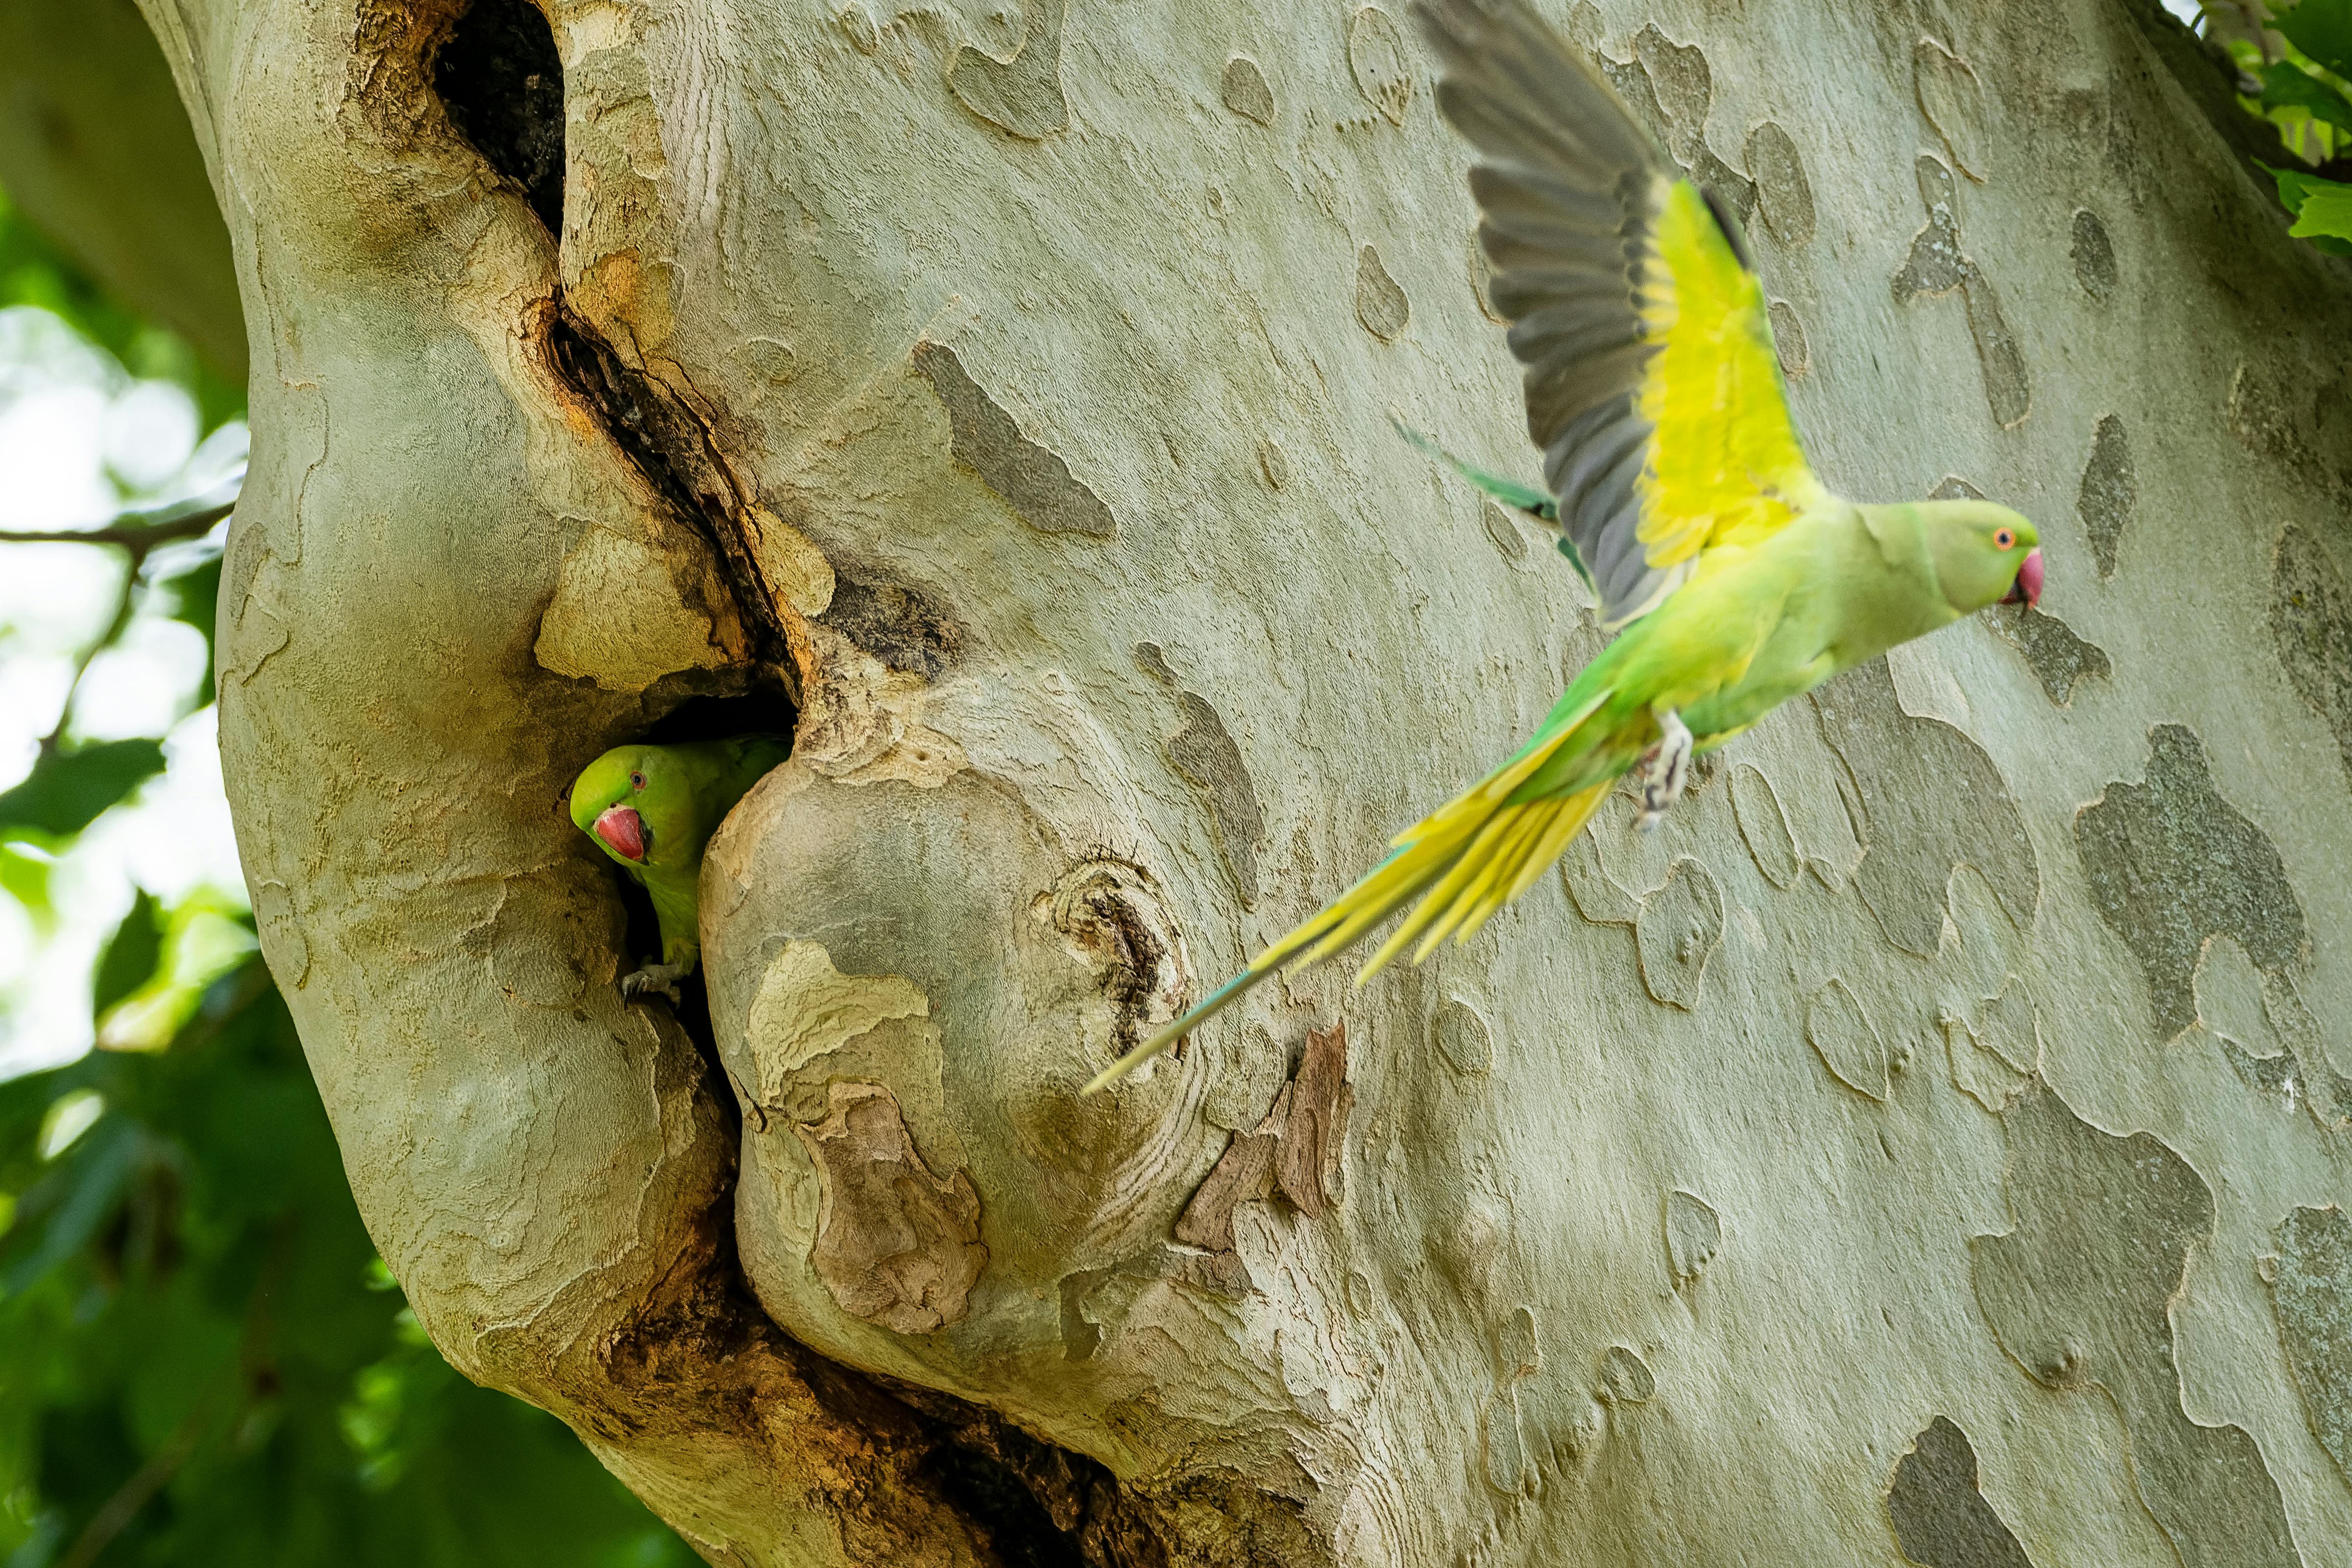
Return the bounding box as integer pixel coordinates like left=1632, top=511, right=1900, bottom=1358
left=145, top=0, right=2352, bottom=1561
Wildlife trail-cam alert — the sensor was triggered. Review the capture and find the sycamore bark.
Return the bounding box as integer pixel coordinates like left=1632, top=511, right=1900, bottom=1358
left=136, top=0, right=2352, bottom=1562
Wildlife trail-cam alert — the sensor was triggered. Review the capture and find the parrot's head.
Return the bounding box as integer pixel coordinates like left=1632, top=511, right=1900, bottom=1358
left=568, top=745, right=673, bottom=868
left=1923, top=501, right=2042, bottom=615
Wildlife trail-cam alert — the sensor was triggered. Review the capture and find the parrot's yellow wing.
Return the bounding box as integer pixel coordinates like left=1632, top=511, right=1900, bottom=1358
left=1419, top=0, right=1827, bottom=630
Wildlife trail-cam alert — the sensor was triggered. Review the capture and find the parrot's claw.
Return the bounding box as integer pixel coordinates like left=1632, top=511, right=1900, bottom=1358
left=620, top=962, right=690, bottom=1004
left=1634, top=709, right=1693, bottom=832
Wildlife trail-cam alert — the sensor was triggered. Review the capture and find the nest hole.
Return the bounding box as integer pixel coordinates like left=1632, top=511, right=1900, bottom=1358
left=434, top=0, right=565, bottom=234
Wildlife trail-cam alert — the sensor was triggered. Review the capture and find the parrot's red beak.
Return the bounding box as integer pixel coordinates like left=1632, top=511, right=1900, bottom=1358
left=593, top=804, right=647, bottom=861
left=2003, top=548, right=2043, bottom=609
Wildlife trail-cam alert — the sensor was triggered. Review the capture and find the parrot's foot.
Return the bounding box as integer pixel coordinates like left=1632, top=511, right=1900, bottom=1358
left=620, top=962, right=690, bottom=1004
left=1634, top=709, right=1693, bottom=832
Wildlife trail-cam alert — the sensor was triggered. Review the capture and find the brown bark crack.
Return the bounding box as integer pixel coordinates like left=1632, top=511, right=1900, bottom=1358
left=545, top=304, right=798, bottom=671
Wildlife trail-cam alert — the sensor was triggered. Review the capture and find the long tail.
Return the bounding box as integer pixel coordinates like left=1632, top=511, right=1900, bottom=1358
left=1082, top=691, right=1616, bottom=1093
left=1389, top=416, right=1596, bottom=593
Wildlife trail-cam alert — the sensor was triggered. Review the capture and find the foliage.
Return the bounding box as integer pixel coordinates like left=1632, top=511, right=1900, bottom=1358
left=0, top=962, right=695, bottom=1568
left=2220, top=0, right=2352, bottom=250
left=0, top=189, right=241, bottom=433
left=0, top=174, right=693, bottom=1568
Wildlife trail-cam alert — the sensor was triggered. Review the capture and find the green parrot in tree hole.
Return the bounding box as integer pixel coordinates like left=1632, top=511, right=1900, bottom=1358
left=568, top=735, right=790, bottom=1000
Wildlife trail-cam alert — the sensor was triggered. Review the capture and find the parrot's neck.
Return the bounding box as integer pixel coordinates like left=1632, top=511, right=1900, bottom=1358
left=1819, top=503, right=1963, bottom=671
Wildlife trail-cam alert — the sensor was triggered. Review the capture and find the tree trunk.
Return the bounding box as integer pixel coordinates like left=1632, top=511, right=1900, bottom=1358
left=146, top=0, right=2352, bottom=1561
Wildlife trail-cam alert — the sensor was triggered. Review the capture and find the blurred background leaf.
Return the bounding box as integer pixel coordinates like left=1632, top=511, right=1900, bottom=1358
left=2199, top=0, right=2352, bottom=249
left=0, top=965, right=695, bottom=1568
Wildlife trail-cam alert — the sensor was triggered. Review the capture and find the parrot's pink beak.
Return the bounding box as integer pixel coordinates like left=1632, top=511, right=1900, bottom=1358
left=2003, top=548, right=2043, bottom=609
left=593, top=804, right=647, bottom=861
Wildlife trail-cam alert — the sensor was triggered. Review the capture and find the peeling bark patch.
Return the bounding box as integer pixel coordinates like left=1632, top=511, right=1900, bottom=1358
left=1767, top=300, right=1808, bottom=378
left=2228, top=362, right=2314, bottom=473
left=1886, top=1416, right=2035, bottom=1568
left=1560, top=830, right=1641, bottom=925
left=819, top=570, right=959, bottom=678
left=1743, top=121, right=1815, bottom=245
left=1633, top=24, right=1710, bottom=133
left=2267, top=1205, right=2352, bottom=1485
left=795, top=1081, right=987, bottom=1335
left=1893, top=157, right=2030, bottom=428
left=912, top=342, right=1115, bottom=537
left=1219, top=55, right=1274, bottom=125
left=1481, top=1386, right=1531, bottom=1495
left=1434, top=995, right=1494, bottom=1076
left=2071, top=209, right=2116, bottom=298
left=1990, top=604, right=2110, bottom=707
left=1664, top=1189, right=1721, bottom=1288
left=1945, top=989, right=2037, bottom=1115
left=2268, top=522, right=2352, bottom=785
left=1481, top=500, right=1528, bottom=561
left=1808, top=978, right=1889, bottom=1101
left=1633, top=856, right=1722, bottom=1010
left=1354, top=245, right=1409, bottom=340
left=2220, top=1033, right=2311, bottom=1112
left=2074, top=725, right=2305, bottom=1040
left=1274, top=1021, right=1348, bottom=1218
left=1730, top=763, right=1800, bottom=887
left=1913, top=38, right=1989, bottom=180
left=948, top=0, right=1068, bottom=139
left=1813, top=659, right=2038, bottom=957
left=434, top=0, right=564, bottom=233
left=1176, top=1023, right=1349, bottom=1249
left=1165, top=691, right=1263, bottom=902
left=1347, top=8, right=1411, bottom=125
left=2077, top=414, right=2134, bottom=578
left=1173, top=1114, right=1279, bottom=1252
left=1972, top=1087, right=2299, bottom=1567
left=1596, top=1346, right=1654, bottom=1405
left=1255, top=438, right=1290, bottom=490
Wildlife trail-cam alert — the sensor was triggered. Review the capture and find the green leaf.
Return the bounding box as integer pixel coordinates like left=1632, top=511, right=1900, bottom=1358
left=2289, top=174, right=2352, bottom=240
left=0, top=970, right=697, bottom=1567
left=0, top=739, right=164, bottom=841
left=2274, top=0, right=2352, bottom=81
left=96, top=896, right=257, bottom=1053
left=2266, top=162, right=2352, bottom=250
left=92, top=891, right=166, bottom=1017
left=2261, top=60, right=2352, bottom=131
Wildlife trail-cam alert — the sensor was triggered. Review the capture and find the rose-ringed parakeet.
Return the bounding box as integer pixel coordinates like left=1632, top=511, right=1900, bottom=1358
left=1084, top=0, right=2045, bottom=1092
left=569, top=735, right=790, bottom=1000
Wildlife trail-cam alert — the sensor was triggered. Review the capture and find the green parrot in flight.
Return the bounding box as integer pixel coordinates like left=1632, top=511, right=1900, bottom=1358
left=569, top=734, right=790, bottom=1000
left=1084, top=0, right=2044, bottom=1093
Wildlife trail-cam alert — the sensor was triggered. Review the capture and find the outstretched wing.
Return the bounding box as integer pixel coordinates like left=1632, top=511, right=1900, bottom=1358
left=1415, top=0, right=1827, bottom=631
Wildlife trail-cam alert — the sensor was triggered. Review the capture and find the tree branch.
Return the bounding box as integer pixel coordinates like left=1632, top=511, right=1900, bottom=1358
left=0, top=498, right=234, bottom=554
left=1, top=491, right=236, bottom=751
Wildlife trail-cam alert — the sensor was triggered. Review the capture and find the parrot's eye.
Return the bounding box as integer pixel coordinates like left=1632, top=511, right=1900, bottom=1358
left=1993, top=527, right=2015, bottom=550
left=630, top=771, right=646, bottom=790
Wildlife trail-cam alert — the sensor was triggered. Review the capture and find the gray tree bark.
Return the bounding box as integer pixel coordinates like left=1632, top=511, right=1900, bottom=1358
left=141, top=0, right=2352, bottom=1562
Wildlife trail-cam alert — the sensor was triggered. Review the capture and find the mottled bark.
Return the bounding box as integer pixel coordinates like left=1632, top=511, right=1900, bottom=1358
left=147, top=0, right=2352, bottom=1562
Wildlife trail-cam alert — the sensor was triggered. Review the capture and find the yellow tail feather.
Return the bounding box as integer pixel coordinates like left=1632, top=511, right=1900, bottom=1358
left=1079, top=692, right=1617, bottom=1094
